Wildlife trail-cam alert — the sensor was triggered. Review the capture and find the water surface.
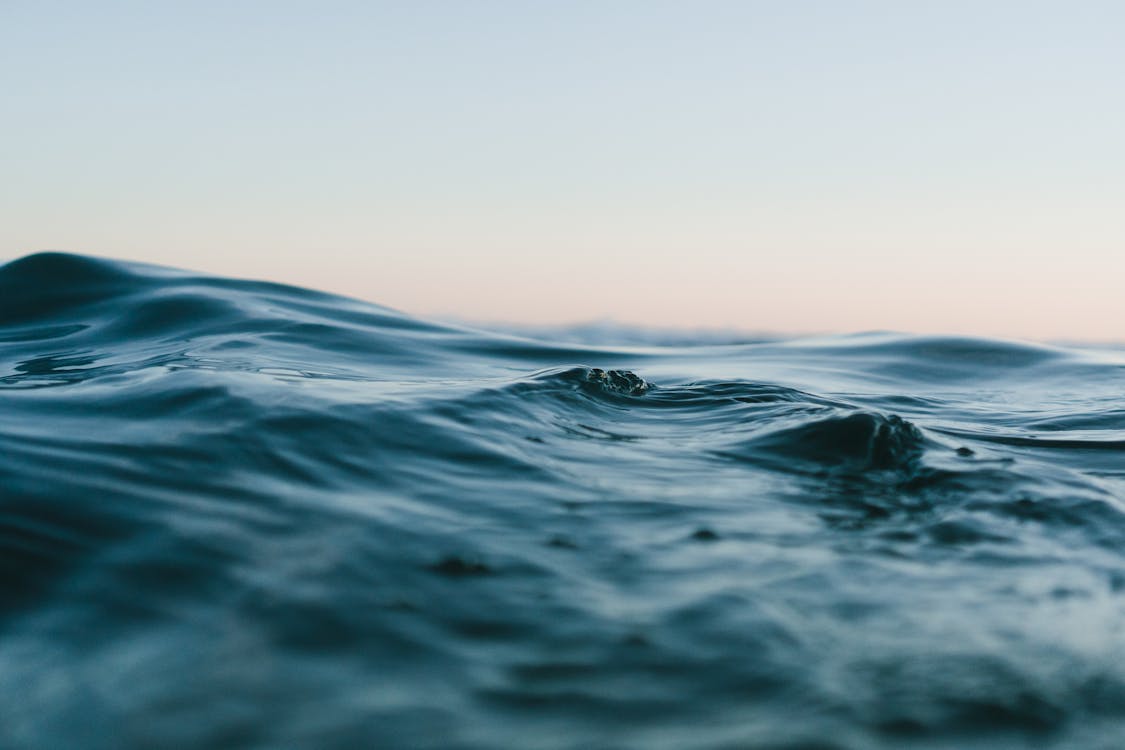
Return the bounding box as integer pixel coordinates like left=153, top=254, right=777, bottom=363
left=1, top=253, right=1123, bottom=749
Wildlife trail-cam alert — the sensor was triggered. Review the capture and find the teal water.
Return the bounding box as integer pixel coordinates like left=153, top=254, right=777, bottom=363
left=1, top=253, right=1123, bottom=749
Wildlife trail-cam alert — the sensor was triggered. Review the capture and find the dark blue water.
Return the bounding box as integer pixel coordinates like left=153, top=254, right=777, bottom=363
left=1, top=252, right=1123, bottom=749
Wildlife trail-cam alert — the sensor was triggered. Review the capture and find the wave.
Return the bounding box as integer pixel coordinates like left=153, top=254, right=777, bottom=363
left=1, top=253, right=1124, bottom=749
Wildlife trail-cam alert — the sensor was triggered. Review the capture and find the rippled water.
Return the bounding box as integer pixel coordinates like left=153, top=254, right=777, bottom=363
left=1, top=252, right=1123, bottom=749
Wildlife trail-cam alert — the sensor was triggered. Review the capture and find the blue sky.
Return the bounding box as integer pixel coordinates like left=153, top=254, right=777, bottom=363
left=3, top=2, right=1122, bottom=340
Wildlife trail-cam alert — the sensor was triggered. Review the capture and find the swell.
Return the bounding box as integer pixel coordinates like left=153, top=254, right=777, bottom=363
left=0, top=253, right=643, bottom=389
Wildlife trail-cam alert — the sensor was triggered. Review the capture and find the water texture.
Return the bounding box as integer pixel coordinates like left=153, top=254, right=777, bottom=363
left=1, top=253, right=1123, bottom=749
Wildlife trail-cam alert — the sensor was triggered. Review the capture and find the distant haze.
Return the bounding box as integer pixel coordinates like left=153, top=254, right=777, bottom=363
left=3, top=1, right=1122, bottom=341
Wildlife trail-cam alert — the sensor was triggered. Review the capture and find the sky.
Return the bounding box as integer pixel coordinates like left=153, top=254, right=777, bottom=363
left=2, top=1, right=1123, bottom=341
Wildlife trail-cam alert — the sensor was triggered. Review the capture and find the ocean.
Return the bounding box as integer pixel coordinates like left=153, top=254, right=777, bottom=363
left=1, top=252, right=1123, bottom=749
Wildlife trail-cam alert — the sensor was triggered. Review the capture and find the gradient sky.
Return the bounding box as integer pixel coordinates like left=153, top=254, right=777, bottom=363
left=3, top=1, right=1123, bottom=341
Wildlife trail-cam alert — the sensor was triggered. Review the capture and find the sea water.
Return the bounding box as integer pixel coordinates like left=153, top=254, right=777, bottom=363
left=1, top=253, right=1123, bottom=749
